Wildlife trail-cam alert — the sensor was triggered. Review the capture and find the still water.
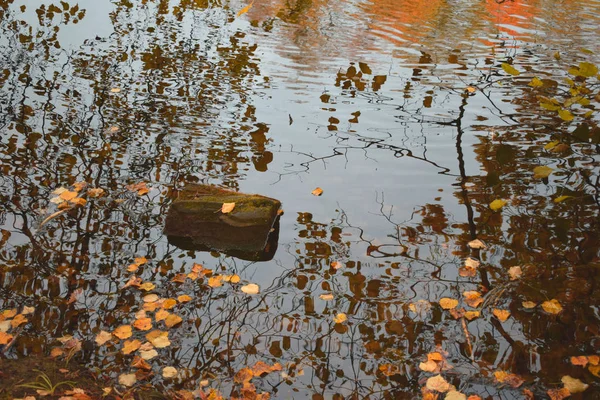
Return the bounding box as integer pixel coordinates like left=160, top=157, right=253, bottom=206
left=1, top=0, right=600, bottom=398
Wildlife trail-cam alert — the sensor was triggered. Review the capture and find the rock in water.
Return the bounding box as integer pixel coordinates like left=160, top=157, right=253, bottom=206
left=164, top=184, right=281, bottom=261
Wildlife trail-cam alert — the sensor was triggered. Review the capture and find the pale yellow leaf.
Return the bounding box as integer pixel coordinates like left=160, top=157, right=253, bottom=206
left=508, top=266, right=522, bottom=280
left=541, top=299, right=563, bottom=314
left=561, top=375, right=588, bottom=393
left=221, top=202, right=235, bottom=213
left=95, top=330, right=113, bottom=346
left=320, top=293, right=334, bottom=301
left=118, top=373, right=136, bottom=387
left=467, top=239, right=487, bottom=249
left=489, top=199, right=507, bottom=211
left=522, top=301, right=537, bottom=309
left=426, top=374, right=451, bottom=392
left=241, top=283, right=260, bottom=294
left=533, top=166, right=553, bottom=179
left=163, top=366, right=178, bottom=378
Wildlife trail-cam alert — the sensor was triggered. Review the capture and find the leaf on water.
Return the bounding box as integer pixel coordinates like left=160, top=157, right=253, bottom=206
left=320, top=293, right=334, bottom=301
left=419, top=360, right=438, bottom=373
left=463, top=291, right=483, bottom=308
left=164, top=314, right=183, bottom=328
left=541, top=299, right=563, bottom=314
left=123, top=276, right=142, bottom=289
left=501, top=63, right=520, bottom=76
left=570, top=356, right=588, bottom=367
left=111, top=88, right=121, bottom=93
left=118, top=373, right=136, bottom=387
left=558, top=109, right=574, bottom=121
left=445, top=391, right=467, bottom=400
left=0, top=331, right=13, bottom=345
left=528, top=77, right=544, bottom=87
left=333, top=313, right=347, bottom=324
left=53, top=187, right=68, bottom=195
left=533, top=165, right=553, bottom=179
left=140, top=348, right=159, bottom=360
left=493, top=309, right=511, bottom=322
left=139, top=282, right=155, bottom=291
left=208, top=275, right=224, bottom=288
left=87, top=188, right=105, bottom=198
left=221, top=202, right=235, bottom=214
left=143, top=294, right=159, bottom=303
left=489, top=199, right=507, bottom=211
left=508, top=266, right=522, bottom=280
left=494, top=371, right=524, bottom=388
left=467, top=239, right=487, bottom=249
left=163, top=366, right=178, bottom=379
left=133, top=318, right=152, bottom=331
left=155, top=309, right=170, bottom=322
left=408, top=299, right=432, bottom=315
left=561, top=375, right=588, bottom=393
left=132, top=356, right=152, bottom=370
left=0, top=321, right=10, bottom=333
left=331, top=261, right=343, bottom=270
left=60, top=190, right=78, bottom=201
left=545, top=141, right=560, bottom=151
left=379, top=363, right=400, bottom=376
left=122, top=339, right=142, bottom=355
left=554, top=195, right=573, bottom=203
left=425, top=374, right=451, bottom=392
left=578, top=62, right=598, bottom=78
left=70, top=197, right=87, bottom=206
left=113, top=325, right=133, bottom=339
left=522, top=301, right=537, bottom=309
left=465, top=257, right=480, bottom=269
left=547, top=387, right=570, bottom=400
left=311, top=187, right=323, bottom=196
left=466, top=86, right=476, bottom=93
left=234, top=368, right=253, bottom=384
left=439, top=298, right=459, bottom=310
left=162, top=298, right=177, bottom=309
left=236, top=1, right=253, bottom=17
left=241, top=283, right=260, bottom=294
left=464, top=311, right=480, bottom=321
left=458, top=267, right=477, bottom=277
left=588, top=355, right=599, bottom=365
left=252, top=361, right=282, bottom=377
left=95, top=330, right=113, bottom=346
left=146, top=330, right=170, bottom=348
left=10, top=314, right=27, bottom=328
left=177, top=295, right=192, bottom=303
left=172, top=273, right=187, bottom=283
left=126, top=182, right=149, bottom=196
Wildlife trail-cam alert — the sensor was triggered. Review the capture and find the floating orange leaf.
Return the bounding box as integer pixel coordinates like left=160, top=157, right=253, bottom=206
left=146, top=330, right=170, bottom=348
left=333, top=313, right=347, bottom=324
left=320, top=293, right=334, bottom=301
left=252, top=361, right=282, bottom=377
left=122, top=339, right=142, bottom=355
left=172, top=274, right=187, bottom=283
left=155, top=309, right=170, bottom=322
left=133, top=318, right=152, bottom=331
left=208, top=275, right=224, bottom=288
left=494, top=371, right=524, bottom=388
left=237, top=1, right=253, bottom=17
left=88, top=188, right=105, bottom=198
left=463, top=291, right=483, bottom=308
left=541, top=299, right=563, bottom=315
left=164, top=314, right=183, bottom=328
left=311, top=187, right=323, bottom=196
left=162, top=298, right=177, bottom=309
left=113, top=325, right=133, bottom=339
left=234, top=367, right=253, bottom=384
left=177, top=295, right=192, bottom=303
left=379, top=363, right=400, bottom=376
left=331, top=261, right=343, bottom=270
left=493, top=309, right=511, bottom=322
left=10, top=314, right=27, bottom=328
left=425, top=374, right=451, bottom=392
left=439, top=298, right=459, bottom=310
left=124, top=276, right=142, bottom=289
left=464, top=311, right=481, bottom=321
left=419, top=359, right=438, bottom=373
left=570, top=356, right=588, bottom=367
left=132, top=356, right=152, bottom=370
left=0, top=331, right=13, bottom=345
left=522, top=301, right=537, bottom=309
left=60, top=190, right=78, bottom=201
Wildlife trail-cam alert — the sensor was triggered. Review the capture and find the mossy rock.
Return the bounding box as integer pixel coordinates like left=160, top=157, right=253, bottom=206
left=164, top=184, right=281, bottom=261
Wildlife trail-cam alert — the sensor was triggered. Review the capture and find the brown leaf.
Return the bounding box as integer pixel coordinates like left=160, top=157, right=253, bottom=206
left=126, top=182, right=149, bottom=196
left=234, top=367, right=253, bottom=384
left=439, top=298, right=459, bottom=310
left=493, top=309, right=511, bottom=322
left=132, top=356, right=152, bottom=370
left=311, top=187, right=323, bottom=196
left=172, top=273, right=187, bottom=283
left=541, top=299, right=563, bottom=315
left=458, top=266, right=477, bottom=277
left=378, top=363, right=400, bottom=376
left=494, top=370, right=524, bottom=388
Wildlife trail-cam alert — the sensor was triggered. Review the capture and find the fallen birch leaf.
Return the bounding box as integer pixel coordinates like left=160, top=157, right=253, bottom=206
left=0, top=331, right=13, bottom=345
left=445, top=391, right=467, bottom=400
left=467, top=239, right=486, bottom=249
left=237, top=1, right=253, bottom=17
left=508, top=266, right=522, bottom=280
left=333, top=313, right=347, bottom=324
left=494, top=370, right=524, bottom=387
left=140, top=348, right=159, bottom=360
left=118, top=373, right=136, bottom=387
left=113, top=325, right=133, bottom=339
left=533, top=165, right=553, bottom=179
left=164, top=314, right=183, bottom=328
left=493, top=309, right=511, bottom=322
left=541, top=299, right=563, bottom=314
left=522, top=301, right=537, bottom=309
left=95, top=331, right=113, bottom=346
left=320, top=293, right=334, bottom=301
left=311, top=187, right=323, bottom=196
left=331, top=261, right=343, bottom=270
left=177, top=295, right=192, bottom=303
left=163, top=366, right=178, bottom=378
left=241, top=283, right=260, bottom=294
left=221, top=202, right=235, bottom=213
left=133, top=318, right=152, bottom=331
left=439, top=298, right=459, bottom=310
left=143, top=294, right=159, bottom=303
left=463, top=291, right=483, bottom=308
left=425, top=374, right=451, bottom=392
left=122, top=339, right=142, bottom=354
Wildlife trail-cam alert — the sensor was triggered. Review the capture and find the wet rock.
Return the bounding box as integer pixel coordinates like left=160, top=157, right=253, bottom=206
left=164, top=184, right=281, bottom=261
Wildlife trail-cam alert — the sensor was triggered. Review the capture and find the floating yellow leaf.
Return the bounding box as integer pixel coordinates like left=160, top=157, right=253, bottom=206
left=146, top=330, right=170, bottom=348
left=489, top=199, right=507, bottom=211
left=493, top=309, right=511, bottom=322
left=122, top=339, right=141, bottom=355
left=425, top=374, right=451, bottom=392
left=111, top=88, right=121, bottom=93
left=0, top=321, right=9, bottom=333
left=241, top=283, right=260, bottom=294
left=466, top=86, right=476, bottom=93
left=558, top=109, right=574, bottom=121
left=445, top=391, right=467, bottom=400
left=501, top=63, right=520, bottom=76
left=143, top=294, right=159, bottom=303
left=95, top=330, right=113, bottom=345
left=221, top=202, right=235, bottom=213
left=113, top=325, right=132, bottom=339
left=139, top=282, right=155, bottom=291
left=164, top=314, right=183, bottom=328
left=419, top=359, right=438, bottom=373
left=333, top=313, right=347, bottom=324
left=10, top=314, right=27, bottom=328
left=528, top=77, right=543, bottom=87
left=162, top=298, right=177, bottom=309
left=561, top=375, right=588, bottom=393
left=163, top=366, right=178, bottom=378
left=133, top=317, right=152, bottom=331
left=319, top=293, right=334, bottom=301
left=60, top=190, right=78, bottom=201
left=155, top=309, right=170, bottom=322
left=311, top=187, right=323, bottom=196
left=554, top=195, right=572, bottom=203
left=464, top=311, right=481, bottom=320
left=533, top=166, right=553, bottom=179
left=140, top=348, right=159, bottom=360
left=578, top=61, right=598, bottom=78
left=464, top=257, right=480, bottom=269
left=118, top=373, right=136, bottom=387
left=237, top=1, right=253, bottom=17
left=439, top=298, right=459, bottom=310
left=177, top=295, right=192, bottom=303
left=541, top=299, right=563, bottom=314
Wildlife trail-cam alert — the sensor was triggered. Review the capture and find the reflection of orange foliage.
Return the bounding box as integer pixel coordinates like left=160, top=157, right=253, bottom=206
left=359, top=0, right=445, bottom=45
left=484, top=0, right=540, bottom=39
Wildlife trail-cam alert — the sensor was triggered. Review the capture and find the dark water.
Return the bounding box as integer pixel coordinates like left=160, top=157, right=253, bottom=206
left=1, top=0, right=600, bottom=398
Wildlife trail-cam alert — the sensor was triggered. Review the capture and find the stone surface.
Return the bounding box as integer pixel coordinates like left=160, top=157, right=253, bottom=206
left=164, top=184, right=281, bottom=261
